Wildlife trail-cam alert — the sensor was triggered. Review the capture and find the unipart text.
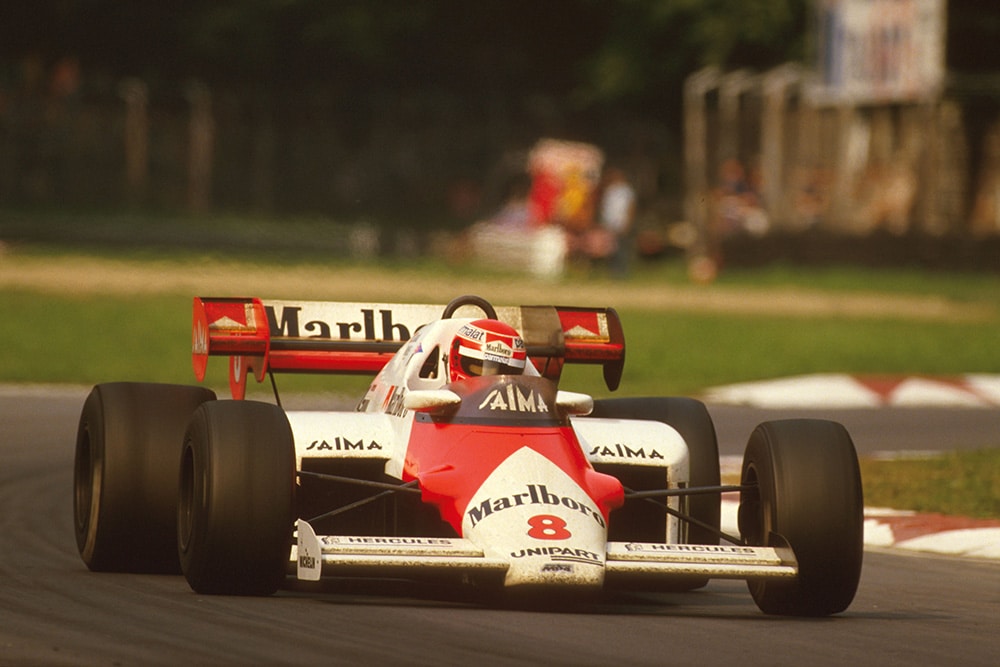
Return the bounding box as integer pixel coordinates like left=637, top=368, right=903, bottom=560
left=511, top=546, right=602, bottom=564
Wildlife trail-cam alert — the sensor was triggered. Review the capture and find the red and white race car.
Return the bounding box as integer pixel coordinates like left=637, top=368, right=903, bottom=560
left=74, top=295, right=863, bottom=616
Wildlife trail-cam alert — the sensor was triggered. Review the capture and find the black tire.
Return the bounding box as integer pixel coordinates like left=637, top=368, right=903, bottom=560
left=590, top=397, right=721, bottom=591
left=74, top=382, right=216, bottom=573
left=178, top=400, right=296, bottom=596
left=590, top=397, right=721, bottom=543
left=739, top=419, right=864, bottom=616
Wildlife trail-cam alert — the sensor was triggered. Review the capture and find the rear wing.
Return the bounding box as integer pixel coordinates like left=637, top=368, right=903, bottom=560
left=192, top=297, right=625, bottom=398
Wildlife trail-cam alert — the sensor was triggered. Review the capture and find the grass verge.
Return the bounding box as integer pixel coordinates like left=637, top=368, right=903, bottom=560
left=860, top=449, right=1000, bottom=520
left=3, top=289, right=998, bottom=397
left=722, top=450, right=1000, bottom=520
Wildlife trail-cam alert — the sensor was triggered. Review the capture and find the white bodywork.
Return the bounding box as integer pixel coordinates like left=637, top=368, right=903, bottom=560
left=278, top=310, right=800, bottom=589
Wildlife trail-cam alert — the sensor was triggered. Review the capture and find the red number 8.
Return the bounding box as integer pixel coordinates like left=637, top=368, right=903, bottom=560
left=527, top=514, right=572, bottom=540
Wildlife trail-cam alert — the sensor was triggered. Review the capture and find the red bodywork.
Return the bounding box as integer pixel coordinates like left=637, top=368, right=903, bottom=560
left=401, top=375, right=625, bottom=536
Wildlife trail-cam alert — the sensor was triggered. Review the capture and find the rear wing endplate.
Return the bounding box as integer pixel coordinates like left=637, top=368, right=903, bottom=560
left=193, top=297, right=625, bottom=398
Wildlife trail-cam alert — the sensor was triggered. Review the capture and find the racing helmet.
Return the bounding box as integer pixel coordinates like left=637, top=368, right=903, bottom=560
left=448, top=319, right=527, bottom=382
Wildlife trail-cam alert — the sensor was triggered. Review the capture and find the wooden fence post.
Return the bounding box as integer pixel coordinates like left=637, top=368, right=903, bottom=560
left=683, top=67, right=719, bottom=278
left=760, top=65, right=802, bottom=229
left=718, top=70, right=754, bottom=164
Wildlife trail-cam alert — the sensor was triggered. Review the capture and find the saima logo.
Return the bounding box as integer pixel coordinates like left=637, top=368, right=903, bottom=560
left=477, top=385, right=550, bottom=413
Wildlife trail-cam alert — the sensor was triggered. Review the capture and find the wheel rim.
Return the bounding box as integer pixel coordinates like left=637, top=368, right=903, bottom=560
left=74, top=425, right=95, bottom=534
left=739, top=462, right=771, bottom=601
left=739, top=464, right=765, bottom=546
left=177, top=443, right=196, bottom=553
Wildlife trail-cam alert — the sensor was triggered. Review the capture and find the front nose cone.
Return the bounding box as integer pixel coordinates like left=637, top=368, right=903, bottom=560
left=460, top=450, right=610, bottom=589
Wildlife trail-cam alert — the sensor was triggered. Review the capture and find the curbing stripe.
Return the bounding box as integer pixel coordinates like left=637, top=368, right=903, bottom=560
left=720, top=500, right=1000, bottom=561
left=704, top=373, right=1000, bottom=409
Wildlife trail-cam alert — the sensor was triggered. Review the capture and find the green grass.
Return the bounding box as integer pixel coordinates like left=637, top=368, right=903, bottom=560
left=708, top=262, right=1000, bottom=304
left=564, top=309, right=1000, bottom=396
left=0, top=289, right=375, bottom=395
left=719, top=449, right=1000, bottom=520
left=860, top=449, right=1000, bottom=520
left=0, top=291, right=191, bottom=384
left=4, top=290, right=998, bottom=397
left=1, top=245, right=996, bottom=396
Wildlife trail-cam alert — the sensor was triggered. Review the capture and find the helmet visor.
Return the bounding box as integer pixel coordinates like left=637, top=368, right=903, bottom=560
left=459, top=353, right=525, bottom=378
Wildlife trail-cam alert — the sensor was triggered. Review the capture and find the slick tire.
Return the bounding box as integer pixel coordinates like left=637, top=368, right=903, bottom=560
left=178, top=400, right=296, bottom=596
left=590, top=397, right=721, bottom=591
left=74, top=382, right=217, bottom=573
left=739, top=419, right=864, bottom=616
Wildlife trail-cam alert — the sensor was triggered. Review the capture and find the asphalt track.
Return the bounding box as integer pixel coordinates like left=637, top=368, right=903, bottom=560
left=3, top=388, right=1000, bottom=666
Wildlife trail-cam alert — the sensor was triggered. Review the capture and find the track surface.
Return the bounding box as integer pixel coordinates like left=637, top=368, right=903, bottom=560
left=3, top=389, right=1000, bottom=666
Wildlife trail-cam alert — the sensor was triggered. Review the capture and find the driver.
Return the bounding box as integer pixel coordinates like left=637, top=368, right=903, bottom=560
left=448, top=319, right=527, bottom=382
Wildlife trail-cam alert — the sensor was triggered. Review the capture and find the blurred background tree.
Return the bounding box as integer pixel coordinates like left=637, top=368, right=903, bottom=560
left=0, top=1, right=810, bottom=120
left=0, top=0, right=997, bottom=246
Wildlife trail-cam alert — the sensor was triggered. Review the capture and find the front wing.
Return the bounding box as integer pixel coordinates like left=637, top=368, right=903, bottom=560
left=293, top=520, right=797, bottom=584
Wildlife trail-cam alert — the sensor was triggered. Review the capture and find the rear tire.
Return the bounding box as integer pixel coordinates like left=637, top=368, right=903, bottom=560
left=590, top=397, right=721, bottom=543
left=739, top=419, right=863, bottom=616
left=74, top=382, right=216, bottom=573
left=590, top=397, right=721, bottom=590
left=178, top=400, right=296, bottom=596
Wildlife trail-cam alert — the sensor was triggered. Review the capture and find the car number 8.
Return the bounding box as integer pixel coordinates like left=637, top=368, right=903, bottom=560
left=527, top=514, right=572, bottom=540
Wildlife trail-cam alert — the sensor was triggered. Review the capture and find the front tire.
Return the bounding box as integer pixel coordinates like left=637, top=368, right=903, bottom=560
left=178, top=400, right=296, bottom=596
left=739, top=419, right=863, bottom=616
left=74, top=382, right=216, bottom=573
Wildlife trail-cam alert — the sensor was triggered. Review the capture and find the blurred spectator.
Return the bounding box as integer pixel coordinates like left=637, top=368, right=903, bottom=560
left=465, top=172, right=567, bottom=279
left=693, top=157, right=768, bottom=284
left=490, top=174, right=536, bottom=230
left=596, top=165, right=636, bottom=278
left=792, top=164, right=830, bottom=229
left=528, top=164, right=561, bottom=225
left=713, top=157, right=769, bottom=239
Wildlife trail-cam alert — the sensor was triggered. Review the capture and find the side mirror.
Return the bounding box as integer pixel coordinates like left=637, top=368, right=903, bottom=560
left=556, top=390, right=593, bottom=416
left=403, top=389, right=462, bottom=414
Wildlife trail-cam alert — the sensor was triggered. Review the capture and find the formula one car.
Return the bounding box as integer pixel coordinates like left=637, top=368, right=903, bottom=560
left=74, top=295, right=863, bottom=616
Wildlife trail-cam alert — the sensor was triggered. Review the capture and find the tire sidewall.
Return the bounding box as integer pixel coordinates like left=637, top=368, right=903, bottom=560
left=179, top=400, right=296, bottom=595
left=740, top=419, right=864, bottom=616
left=74, top=382, right=216, bottom=572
